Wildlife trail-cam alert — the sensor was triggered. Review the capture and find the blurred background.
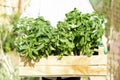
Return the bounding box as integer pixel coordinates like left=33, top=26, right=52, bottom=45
left=0, top=0, right=120, bottom=80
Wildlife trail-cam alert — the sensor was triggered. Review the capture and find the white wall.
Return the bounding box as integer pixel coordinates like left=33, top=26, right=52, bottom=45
left=21, top=0, right=94, bottom=26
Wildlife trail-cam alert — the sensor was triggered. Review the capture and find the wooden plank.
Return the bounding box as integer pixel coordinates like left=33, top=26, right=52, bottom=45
left=19, top=55, right=107, bottom=66
left=98, top=46, right=104, bottom=55
left=90, top=76, right=106, bottom=80
left=19, top=65, right=107, bottom=77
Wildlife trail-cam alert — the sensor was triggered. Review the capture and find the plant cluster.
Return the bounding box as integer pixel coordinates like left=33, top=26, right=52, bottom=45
left=14, top=8, right=105, bottom=61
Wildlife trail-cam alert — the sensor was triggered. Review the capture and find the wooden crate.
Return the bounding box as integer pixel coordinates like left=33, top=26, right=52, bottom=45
left=19, top=46, right=107, bottom=79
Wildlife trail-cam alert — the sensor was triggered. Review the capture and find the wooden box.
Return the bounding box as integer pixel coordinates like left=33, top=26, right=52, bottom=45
left=19, top=46, right=107, bottom=78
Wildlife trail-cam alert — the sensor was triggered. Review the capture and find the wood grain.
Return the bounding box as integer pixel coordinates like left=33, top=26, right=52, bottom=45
left=19, top=55, right=107, bottom=77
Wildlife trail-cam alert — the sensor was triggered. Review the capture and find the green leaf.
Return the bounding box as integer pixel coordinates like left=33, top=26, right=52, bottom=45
left=50, top=46, right=55, bottom=50
left=59, top=39, right=68, bottom=43
left=28, top=51, right=33, bottom=59
left=33, top=49, right=38, bottom=55
left=37, top=44, right=44, bottom=50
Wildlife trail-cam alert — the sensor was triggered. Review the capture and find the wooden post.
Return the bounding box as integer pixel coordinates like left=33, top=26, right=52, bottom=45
left=18, top=0, right=21, bottom=14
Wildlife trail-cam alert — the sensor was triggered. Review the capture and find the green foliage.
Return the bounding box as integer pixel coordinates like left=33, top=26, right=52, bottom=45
left=14, top=8, right=105, bottom=61
left=2, top=30, right=17, bottom=52
left=0, top=67, right=21, bottom=80
left=89, top=0, right=111, bottom=37
left=58, top=8, right=105, bottom=56
left=10, top=12, right=21, bottom=28
left=0, top=13, right=20, bottom=52
left=0, top=67, right=40, bottom=80
left=14, top=17, right=53, bottom=60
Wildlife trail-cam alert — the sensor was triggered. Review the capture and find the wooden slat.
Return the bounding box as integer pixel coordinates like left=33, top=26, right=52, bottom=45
left=19, top=65, right=107, bottom=77
left=98, top=46, right=104, bottom=55
left=19, top=55, right=107, bottom=77
left=19, top=55, right=107, bottom=66
left=90, top=76, right=107, bottom=80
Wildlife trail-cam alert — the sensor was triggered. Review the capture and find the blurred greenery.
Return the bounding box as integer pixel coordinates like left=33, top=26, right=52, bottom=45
left=0, top=65, right=40, bottom=80
left=0, top=1, right=41, bottom=80
left=89, top=0, right=111, bottom=38
left=0, top=67, right=20, bottom=80
left=0, top=12, right=41, bottom=80
left=0, top=68, right=40, bottom=80
left=0, top=12, right=20, bottom=52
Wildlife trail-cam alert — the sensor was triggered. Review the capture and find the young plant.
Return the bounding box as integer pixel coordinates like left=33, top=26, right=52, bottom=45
left=14, top=8, right=105, bottom=61
left=57, top=8, right=105, bottom=56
